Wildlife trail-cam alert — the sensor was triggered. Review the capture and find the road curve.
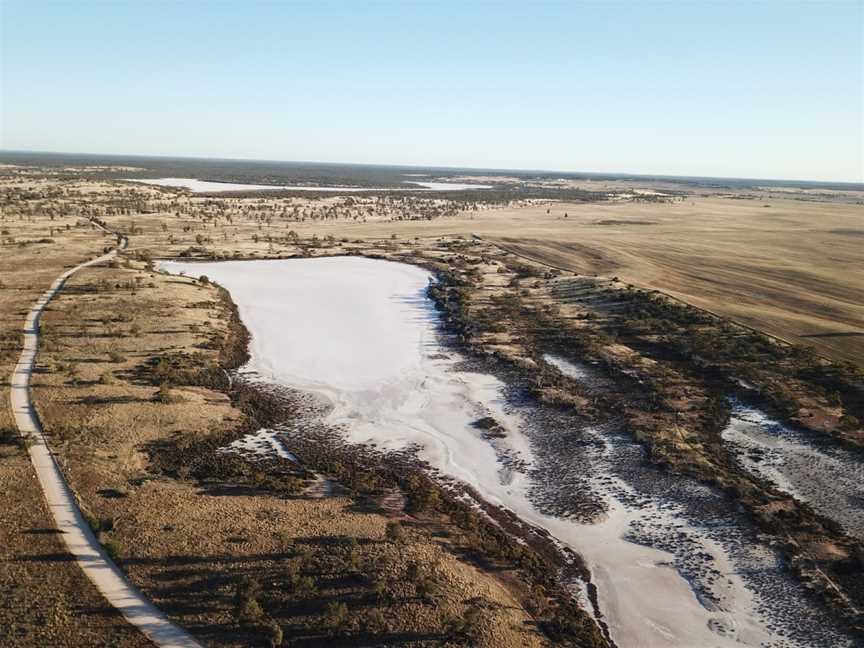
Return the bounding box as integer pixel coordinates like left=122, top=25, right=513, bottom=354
left=8, top=228, right=204, bottom=648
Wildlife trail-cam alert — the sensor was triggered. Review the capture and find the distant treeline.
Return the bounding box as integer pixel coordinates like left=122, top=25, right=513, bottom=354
left=2, top=150, right=861, bottom=192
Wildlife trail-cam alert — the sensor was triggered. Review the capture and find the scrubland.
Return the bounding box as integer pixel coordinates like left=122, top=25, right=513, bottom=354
left=1, top=164, right=862, bottom=646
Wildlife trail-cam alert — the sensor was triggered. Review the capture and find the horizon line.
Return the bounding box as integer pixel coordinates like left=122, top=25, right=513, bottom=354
left=1, top=147, right=862, bottom=187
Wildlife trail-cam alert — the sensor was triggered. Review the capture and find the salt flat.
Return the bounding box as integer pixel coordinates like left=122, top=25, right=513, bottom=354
left=541, top=355, right=844, bottom=648
left=404, top=180, right=492, bottom=190
left=126, top=177, right=491, bottom=193
left=156, top=256, right=853, bottom=648
left=722, top=403, right=864, bottom=540
left=125, top=178, right=380, bottom=192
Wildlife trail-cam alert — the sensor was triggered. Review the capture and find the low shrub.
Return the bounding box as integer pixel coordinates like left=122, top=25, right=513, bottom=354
left=385, top=521, right=404, bottom=543
left=101, top=537, right=122, bottom=563
left=153, top=382, right=174, bottom=403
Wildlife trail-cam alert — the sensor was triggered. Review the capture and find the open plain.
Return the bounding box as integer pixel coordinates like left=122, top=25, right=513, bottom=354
left=1, top=156, right=862, bottom=648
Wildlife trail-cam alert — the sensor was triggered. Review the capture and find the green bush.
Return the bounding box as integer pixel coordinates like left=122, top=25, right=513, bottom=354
left=234, top=576, right=265, bottom=626
left=0, top=426, right=21, bottom=447
left=839, top=414, right=860, bottom=431
left=323, top=601, right=349, bottom=627
left=267, top=622, right=283, bottom=647
left=101, top=537, right=122, bottom=563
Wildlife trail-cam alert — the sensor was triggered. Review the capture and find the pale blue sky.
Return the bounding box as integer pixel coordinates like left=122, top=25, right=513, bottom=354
left=1, top=1, right=862, bottom=181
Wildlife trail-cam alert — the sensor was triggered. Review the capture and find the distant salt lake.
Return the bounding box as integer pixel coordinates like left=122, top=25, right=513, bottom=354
left=124, top=177, right=492, bottom=193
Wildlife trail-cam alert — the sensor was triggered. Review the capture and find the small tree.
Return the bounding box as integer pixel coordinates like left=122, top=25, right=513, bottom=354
left=154, top=382, right=173, bottom=403
left=416, top=573, right=440, bottom=604
left=362, top=608, right=387, bottom=635
left=385, top=521, right=404, bottom=543
left=102, top=537, right=122, bottom=563
left=292, top=575, right=316, bottom=597
left=234, top=576, right=264, bottom=626
left=267, top=622, right=283, bottom=648
left=323, top=600, right=349, bottom=628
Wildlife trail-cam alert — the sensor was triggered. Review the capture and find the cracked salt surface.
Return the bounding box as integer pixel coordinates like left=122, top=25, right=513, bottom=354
left=159, top=259, right=855, bottom=648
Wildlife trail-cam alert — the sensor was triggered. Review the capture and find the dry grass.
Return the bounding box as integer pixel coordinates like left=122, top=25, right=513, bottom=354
left=474, top=198, right=863, bottom=365
left=10, top=171, right=857, bottom=364
left=2, top=167, right=860, bottom=646
left=28, top=256, right=545, bottom=647
left=84, top=180, right=861, bottom=363
left=216, top=196, right=860, bottom=364
left=0, top=214, right=151, bottom=647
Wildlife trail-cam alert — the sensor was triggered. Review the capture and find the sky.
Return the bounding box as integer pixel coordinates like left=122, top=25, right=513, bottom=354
left=1, top=1, right=862, bottom=182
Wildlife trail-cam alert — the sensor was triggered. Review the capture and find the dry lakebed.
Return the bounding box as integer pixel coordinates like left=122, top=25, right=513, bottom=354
left=160, top=256, right=857, bottom=648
